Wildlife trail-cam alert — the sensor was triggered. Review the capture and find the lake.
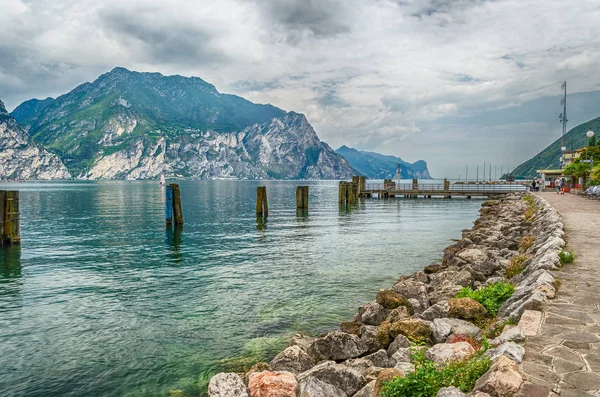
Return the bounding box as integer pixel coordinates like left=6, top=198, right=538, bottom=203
left=0, top=180, right=483, bottom=396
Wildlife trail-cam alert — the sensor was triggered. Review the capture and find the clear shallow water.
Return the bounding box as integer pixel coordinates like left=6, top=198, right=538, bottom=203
left=0, top=180, right=482, bottom=397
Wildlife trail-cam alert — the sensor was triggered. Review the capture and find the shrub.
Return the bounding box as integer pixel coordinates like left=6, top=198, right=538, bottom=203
left=505, top=255, right=527, bottom=278
left=484, top=318, right=517, bottom=339
left=559, top=250, right=575, bottom=264
left=455, top=282, right=515, bottom=317
left=519, top=235, right=536, bottom=252
left=381, top=344, right=492, bottom=397
left=523, top=195, right=538, bottom=222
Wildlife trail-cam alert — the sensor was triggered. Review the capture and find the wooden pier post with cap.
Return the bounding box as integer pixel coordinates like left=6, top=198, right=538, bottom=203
left=296, top=186, right=309, bottom=209
left=171, top=184, right=184, bottom=225
left=256, top=186, right=268, bottom=217
left=1, top=190, right=20, bottom=245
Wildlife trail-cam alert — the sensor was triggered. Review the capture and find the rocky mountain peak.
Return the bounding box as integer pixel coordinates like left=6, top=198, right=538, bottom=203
left=0, top=100, right=8, bottom=116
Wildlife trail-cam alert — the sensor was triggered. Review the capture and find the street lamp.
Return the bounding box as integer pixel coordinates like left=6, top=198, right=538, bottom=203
left=587, top=130, right=595, bottom=146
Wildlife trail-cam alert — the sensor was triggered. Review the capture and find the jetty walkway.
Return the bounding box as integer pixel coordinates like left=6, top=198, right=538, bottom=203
left=520, top=193, right=600, bottom=397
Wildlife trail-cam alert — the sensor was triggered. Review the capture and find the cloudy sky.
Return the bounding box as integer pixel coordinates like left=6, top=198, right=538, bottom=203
left=2, top=0, right=600, bottom=177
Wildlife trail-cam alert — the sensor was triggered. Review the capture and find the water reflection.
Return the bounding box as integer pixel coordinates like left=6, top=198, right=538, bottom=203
left=165, top=226, right=183, bottom=262
left=0, top=246, right=21, bottom=279
left=296, top=209, right=309, bottom=219
left=256, top=217, right=268, bottom=231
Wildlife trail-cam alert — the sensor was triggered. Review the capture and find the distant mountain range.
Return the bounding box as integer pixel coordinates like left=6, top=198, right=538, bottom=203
left=510, top=117, right=600, bottom=178
left=335, top=145, right=432, bottom=179
left=2, top=67, right=433, bottom=181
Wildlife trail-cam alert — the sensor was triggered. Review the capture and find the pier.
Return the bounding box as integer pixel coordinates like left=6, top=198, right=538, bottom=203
left=341, top=178, right=526, bottom=200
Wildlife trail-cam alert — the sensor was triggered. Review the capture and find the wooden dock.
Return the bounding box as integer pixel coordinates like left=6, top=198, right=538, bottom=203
left=341, top=178, right=526, bottom=200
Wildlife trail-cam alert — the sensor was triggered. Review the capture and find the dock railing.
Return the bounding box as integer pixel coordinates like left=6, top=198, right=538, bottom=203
left=364, top=182, right=526, bottom=193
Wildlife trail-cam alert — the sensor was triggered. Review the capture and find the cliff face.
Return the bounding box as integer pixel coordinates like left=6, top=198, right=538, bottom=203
left=335, top=145, right=432, bottom=179
left=0, top=100, right=70, bottom=180
left=14, top=67, right=354, bottom=180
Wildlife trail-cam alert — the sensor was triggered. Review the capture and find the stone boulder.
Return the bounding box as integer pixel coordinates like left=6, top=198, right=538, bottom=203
left=244, top=362, right=273, bottom=384
left=290, top=334, right=314, bottom=351
left=376, top=320, right=393, bottom=348
left=387, top=334, right=411, bottom=356
left=307, top=331, right=368, bottom=362
left=390, top=347, right=412, bottom=364
left=376, top=289, right=412, bottom=310
left=389, top=319, right=433, bottom=341
left=271, top=346, right=313, bottom=374
left=343, top=358, right=374, bottom=374
left=394, top=361, right=415, bottom=374
left=420, top=301, right=449, bottom=321
left=208, top=373, right=249, bottom=397
left=248, top=371, right=297, bottom=397
left=425, top=342, right=475, bottom=364
left=373, top=368, right=404, bottom=397
left=429, top=280, right=464, bottom=304
left=391, top=279, right=430, bottom=308
left=432, top=318, right=482, bottom=344
left=490, top=326, right=525, bottom=346
left=359, top=302, right=389, bottom=326
left=424, top=263, right=443, bottom=274
left=353, top=380, right=375, bottom=397
left=436, top=386, right=467, bottom=397
left=448, top=298, right=488, bottom=320
left=340, top=321, right=360, bottom=335
left=430, top=270, right=473, bottom=288
left=364, top=349, right=391, bottom=368
left=297, top=376, right=345, bottom=397
left=360, top=324, right=384, bottom=353
left=298, top=361, right=365, bottom=396
left=485, top=342, right=525, bottom=364
left=457, top=248, right=488, bottom=266
left=387, top=306, right=412, bottom=323
left=473, top=356, right=523, bottom=397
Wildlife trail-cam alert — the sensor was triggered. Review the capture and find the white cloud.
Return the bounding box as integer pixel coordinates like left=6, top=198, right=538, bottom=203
left=1, top=0, right=600, bottom=176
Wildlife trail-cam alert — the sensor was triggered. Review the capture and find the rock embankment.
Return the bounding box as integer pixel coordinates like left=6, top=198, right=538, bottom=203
left=206, top=193, right=565, bottom=397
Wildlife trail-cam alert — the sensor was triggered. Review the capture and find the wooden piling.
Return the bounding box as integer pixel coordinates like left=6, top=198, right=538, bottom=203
left=412, top=179, right=418, bottom=190
left=0, top=190, right=5, bottom=246
left=165, top=185, right=173, bottom=225
left=296, top=186, right=309, bottom=209
left=256, top=186, right=268, bottom=217
left=444, top=178, right=450, bottom=191
left=359, top=176, right=366, bottom=194
left=2, top=191, right=20, bottom=244
left=171, top=184, right=184, bottom=225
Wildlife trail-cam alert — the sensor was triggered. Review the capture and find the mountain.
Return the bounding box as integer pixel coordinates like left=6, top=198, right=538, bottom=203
left=11, top=97, right=55, bottom=123
left=13, top=67, right=354, bottom=180
left=510, top=117, right=600, bottom=178
left=0, top=99, right=70, bottom=180
left=335, top=146, right=432, bottom=179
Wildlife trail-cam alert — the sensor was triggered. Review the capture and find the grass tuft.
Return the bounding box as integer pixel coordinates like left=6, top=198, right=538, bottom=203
left=505, top=255, right=527, bottom=278
left=559, top=250, right=575, bottom=264
left=455, top=282, right=515, bottom=317
left=519, top=235, right=536, bottom=252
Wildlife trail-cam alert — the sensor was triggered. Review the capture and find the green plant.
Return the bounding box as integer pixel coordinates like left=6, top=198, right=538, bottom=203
left=381, top=344, right=492, bottom=397
left=455, top=282, right=515, bottom=317
left=519, top=235, right=536, bottom=252
left=505, top=255, right=527, bottom=278
left=559, top=250, right=576, bottom=264
left=484, top=318, right=517, bottom=339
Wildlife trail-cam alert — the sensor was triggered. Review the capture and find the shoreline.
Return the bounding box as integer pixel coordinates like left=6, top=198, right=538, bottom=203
left=205, top=192, right=565, bottom=397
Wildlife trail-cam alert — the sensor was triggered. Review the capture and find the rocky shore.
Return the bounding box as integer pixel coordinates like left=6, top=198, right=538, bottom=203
left=205, top=193, right=565, bottom=397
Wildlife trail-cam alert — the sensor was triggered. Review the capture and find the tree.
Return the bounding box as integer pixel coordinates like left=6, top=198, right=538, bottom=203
left=563, top=161, right=592, bottom=186
left=589, top=135, right=598, bottom=147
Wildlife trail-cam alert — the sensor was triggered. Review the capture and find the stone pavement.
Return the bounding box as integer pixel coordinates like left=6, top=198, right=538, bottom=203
left=519, top=193, right=600, bottom=397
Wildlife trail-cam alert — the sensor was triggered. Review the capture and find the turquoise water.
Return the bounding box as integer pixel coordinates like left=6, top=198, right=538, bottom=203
left=0, top=180, right=482, bottom=397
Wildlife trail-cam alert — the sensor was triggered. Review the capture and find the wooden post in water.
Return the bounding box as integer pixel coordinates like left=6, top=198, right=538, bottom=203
left=444, top=178, right=450, bottom=191
left=0, top=190, right=5, bottom=246
left=296, top=186, right=309, bottom=209
left=359, top=176, right=366, bottom=195
left=165, top=185, right=173, bottom=226
left=171, top=184, right=184, bottom=225
left=2, top=191, right=20, bottom=244
left=256, top=186, right=268, bottom=217
left=412, top=179, right=418, bottom=191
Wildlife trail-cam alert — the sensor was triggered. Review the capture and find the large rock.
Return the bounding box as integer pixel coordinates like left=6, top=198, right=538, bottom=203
left=271, top=346, right=313, bottom=374
left=364, top=349, right=391, bottom=368
left=485, top=342, right=525, bottom=363
left=389, top=319, right=433, bottom=341
left=248, top=371, right=297, bottom=397
left=376, top=289, right=412, bottom=310
left=297, top=376, right=345, bottom=397
left=391, top=279, right=430, bottom=308
left=430, top=271, right=473, bottom=288
left=474, top=356, right=523, bottom=397
left=298, top=361, right=365, bottom=396
left=424, top=263, right=443, bottom=274
left=340, top=321, right=361, bottom=335
left=429, top=280, right=464, bottom=304
left=420, top=301, right=449, bottom=321
left=425, top=342, right=475, bottom=364
left=208, top=373, right=249, bottom=397
left=387, top=306, right=412, bottom=323
left=343, top=358, right=375, bottom=374
left=291, top=334, right=314, bottom=351
left=360, top=324, right=384, bottom=353
left=307, top=331, right=368, bottom=362
left=353, top=380, right=375, bottom=397
left=373, top=368, right=403, bottom=397
left=490, top=326, right=525, bottom=345
left=244, top=362, right=273, bottom=384
left=376, top=320, right=393, bottom=348
left=436, top=386, right=467, bottom=397
left=387, top=334, right=411, bottom=356
left=359, top=302, right=389, bottom=326
left=432, top=318, right=482, bottom=343
left=390, top=347, right=412, bottom=364
left=448, top=298, right=488, bottom=320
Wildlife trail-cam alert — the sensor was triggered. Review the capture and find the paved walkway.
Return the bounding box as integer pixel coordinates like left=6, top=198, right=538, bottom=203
left=520, top=193, right=600, bottom=397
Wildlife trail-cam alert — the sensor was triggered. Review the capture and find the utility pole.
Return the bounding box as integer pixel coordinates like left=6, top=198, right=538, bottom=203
left=476, top=165, right=479, bottom=182
left=495, top=164, right=497, bottom=181
left=560, top=81, right=568, bottom=151
left=483, top=162, right=486, bottom=182
left=466, top=165, right=468, bottom=182
left=489, top=162, right=491, bottom=182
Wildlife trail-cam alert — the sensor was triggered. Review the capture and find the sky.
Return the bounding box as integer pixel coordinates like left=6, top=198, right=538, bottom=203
left=1, top=0, right=600, bottom=178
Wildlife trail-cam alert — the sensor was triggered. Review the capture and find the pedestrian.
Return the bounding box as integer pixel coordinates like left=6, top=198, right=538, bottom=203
left=531, top=179, right=536, bottom=192
left=560, top=176, right=566, bottom=194
left=555, top=177, right=561, bottom=194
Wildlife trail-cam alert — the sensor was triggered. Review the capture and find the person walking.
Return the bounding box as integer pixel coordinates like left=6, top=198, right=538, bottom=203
left=555, top=177, right=561, bottom=194
left=560, top=176, right=567, bottom=194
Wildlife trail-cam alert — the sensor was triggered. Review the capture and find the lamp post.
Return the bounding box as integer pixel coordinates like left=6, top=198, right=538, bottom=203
left=587, top=130, right=595, bottom=146
left=560, top=146, right=567, bottom=169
